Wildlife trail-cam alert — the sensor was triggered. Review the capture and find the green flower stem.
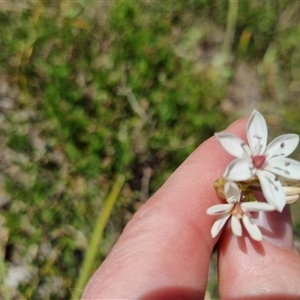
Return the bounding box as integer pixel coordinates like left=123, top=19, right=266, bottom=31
left=0, top=248, right=10, bottom=300
left=71, top=174, right=125, bottom=300
left=221, top=0, right=239, bottom=62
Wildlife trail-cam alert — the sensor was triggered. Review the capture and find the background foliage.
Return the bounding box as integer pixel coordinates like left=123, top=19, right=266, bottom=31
left=0, top=1, right=300, bottom=299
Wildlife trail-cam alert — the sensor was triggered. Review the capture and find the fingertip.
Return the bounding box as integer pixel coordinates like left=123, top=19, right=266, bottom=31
left=225, top=116, right=249, bottom=137
left=218, top=226, right=300, bottom=299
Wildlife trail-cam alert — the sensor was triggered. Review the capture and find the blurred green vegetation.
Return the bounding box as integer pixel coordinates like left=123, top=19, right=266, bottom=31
left=0, top=1, right=300, bottom=299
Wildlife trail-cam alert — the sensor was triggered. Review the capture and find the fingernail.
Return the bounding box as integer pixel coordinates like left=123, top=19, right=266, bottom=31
left=255, top=205, right=293, bottom=250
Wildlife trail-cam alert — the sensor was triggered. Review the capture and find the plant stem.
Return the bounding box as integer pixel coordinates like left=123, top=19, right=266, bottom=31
left=71, top=174, right=125, bottom=300
left=0, top=248, right=10, bottom=300
left=221, top=0, right=239, bottom=63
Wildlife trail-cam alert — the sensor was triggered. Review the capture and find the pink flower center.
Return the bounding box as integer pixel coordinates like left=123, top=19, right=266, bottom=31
left=252, top=155, right=266, bottom=169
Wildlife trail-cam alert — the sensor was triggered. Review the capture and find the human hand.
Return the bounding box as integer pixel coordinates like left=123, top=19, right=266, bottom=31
left=81, top=118, right=300, bottom=300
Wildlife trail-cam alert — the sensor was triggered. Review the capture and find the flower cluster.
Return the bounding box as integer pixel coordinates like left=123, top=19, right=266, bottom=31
left=207, top=110, right=300, bottom=241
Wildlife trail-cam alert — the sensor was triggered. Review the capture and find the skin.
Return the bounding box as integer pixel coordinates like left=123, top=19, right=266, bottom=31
left=82, top=118, right=300, bottom=300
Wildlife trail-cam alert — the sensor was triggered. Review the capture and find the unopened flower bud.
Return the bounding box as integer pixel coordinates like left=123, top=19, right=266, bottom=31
left=214, top=178, right=226, bottom=199
left=286, top=194, right=299, bottom=204
left=282, top=186, right=300, bottom=204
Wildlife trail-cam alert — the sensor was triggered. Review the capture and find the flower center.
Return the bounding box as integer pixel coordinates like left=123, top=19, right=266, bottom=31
left=252, top=155, right=266, bottom=169
left=231, top=203, right=243, bottom=219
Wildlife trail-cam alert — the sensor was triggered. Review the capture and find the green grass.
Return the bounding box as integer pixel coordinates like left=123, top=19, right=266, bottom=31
left=0, top=1, right=300, bottom=299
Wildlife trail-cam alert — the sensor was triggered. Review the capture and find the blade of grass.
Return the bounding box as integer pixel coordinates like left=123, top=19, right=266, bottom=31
left=71, top=174, right=125, bottom=300
left=221, top=0, right=239, bottom=63
left=0, top=249, right=10, bottom=300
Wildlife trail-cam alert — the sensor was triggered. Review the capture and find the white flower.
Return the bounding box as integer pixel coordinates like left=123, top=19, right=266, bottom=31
left=215, top=109, right=300, bottom=212
left=207, top=181, right=275, bottom=241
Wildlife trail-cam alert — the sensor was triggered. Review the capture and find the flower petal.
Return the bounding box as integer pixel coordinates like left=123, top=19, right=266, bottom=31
left=278, top=177, right=299, bottom=186
left=265, top=134, right=299, bottom=158
left=231, top=215, right=242, bottom=237
left=224, top=181, right=241, bottom=203
left=206, top=203, right=234, bottom=215
left=211, top=213, right=231, bottom=238
left=246, top=110, right=268, bottom=156
left=242, top=214, right=263, bottom=241
left=264, top=157, right=300, bottom=180
left=241, top=201, right=275, bottom=212
left=256, top=170, right=286, bottom=212
left=223, top=158, right=254, bottom=181
left=215, top=132, right=251, bottom=158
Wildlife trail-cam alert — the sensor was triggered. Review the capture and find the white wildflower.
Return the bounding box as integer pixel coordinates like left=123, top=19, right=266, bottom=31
left=207, top=181, right=275, bottom=241
left=215, top=109, right=300, bottom=212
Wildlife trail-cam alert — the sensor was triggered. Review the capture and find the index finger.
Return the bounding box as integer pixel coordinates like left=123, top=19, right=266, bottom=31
left=82, top=118, right=248, bottom=299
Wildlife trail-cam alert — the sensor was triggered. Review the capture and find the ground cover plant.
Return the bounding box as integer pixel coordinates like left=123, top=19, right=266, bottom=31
left=0, top=1, right=300, bottom=299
